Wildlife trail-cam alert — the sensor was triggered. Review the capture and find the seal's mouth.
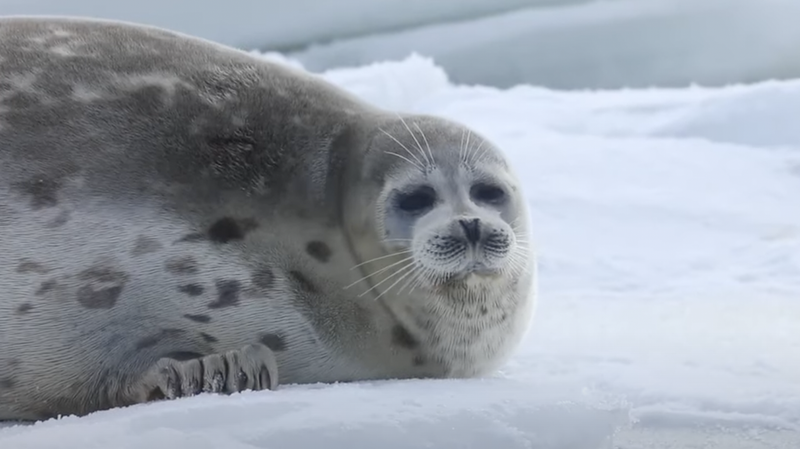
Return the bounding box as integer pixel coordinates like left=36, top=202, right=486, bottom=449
left=448, top=262, right=502, bottom=281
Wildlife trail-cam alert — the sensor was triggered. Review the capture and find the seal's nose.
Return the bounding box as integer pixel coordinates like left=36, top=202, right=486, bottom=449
left=459, top=218, right=481, bottom=245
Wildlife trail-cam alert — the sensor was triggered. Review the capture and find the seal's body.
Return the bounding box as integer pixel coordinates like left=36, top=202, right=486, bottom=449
left=0, top=16, right=536, bottom=421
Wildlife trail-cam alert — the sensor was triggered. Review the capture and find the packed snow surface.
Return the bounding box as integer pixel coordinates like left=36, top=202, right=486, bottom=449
left=1, top=54, right=799, bottom=448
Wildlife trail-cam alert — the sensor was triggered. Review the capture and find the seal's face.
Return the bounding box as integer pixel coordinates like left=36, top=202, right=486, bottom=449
left=372, top=117, right=528, bottom=292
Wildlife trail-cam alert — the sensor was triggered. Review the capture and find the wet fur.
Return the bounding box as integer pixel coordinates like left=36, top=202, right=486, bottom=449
left=0, top=16, right=536, bottom=421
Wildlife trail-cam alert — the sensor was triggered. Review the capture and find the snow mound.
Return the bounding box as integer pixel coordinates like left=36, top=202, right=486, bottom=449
left=0, top=380, right=627, bottom=449
left=653, top=81, right=800, bottom=149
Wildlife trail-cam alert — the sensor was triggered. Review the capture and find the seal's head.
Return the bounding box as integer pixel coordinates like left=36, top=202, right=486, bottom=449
left=346, top=114, right=530, bottom=298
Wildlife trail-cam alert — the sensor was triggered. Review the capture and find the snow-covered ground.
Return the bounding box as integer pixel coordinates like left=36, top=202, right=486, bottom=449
left=3, top=0, right=800, bottom=89
left=1, top=53, right=799, bottom=448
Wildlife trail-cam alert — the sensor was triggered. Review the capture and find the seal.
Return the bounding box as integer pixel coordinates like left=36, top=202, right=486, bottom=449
left=0, top=16, right=536, bottom=421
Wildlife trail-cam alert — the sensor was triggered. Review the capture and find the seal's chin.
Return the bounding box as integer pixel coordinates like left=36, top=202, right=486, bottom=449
left=434, top=261, right=506, bottom=288
left=455, top=262, right=500, bottom=279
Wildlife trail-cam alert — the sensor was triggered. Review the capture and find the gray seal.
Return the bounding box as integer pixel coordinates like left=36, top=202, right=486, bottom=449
left=0, top=16, right=536, bottom=421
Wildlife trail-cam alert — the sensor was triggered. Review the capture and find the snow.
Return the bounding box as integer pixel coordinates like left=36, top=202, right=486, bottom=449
left=3, top=0, right=800, bottom=89
left=1, top=51, right=799, bottom=448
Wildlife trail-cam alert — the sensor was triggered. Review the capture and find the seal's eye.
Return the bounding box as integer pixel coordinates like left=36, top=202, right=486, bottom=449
left=471, top=183, right=505, bottom=204
left=397, top=186, right=436, bottom=213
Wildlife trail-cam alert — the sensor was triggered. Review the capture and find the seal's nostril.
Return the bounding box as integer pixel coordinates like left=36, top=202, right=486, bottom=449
left=459, top=218, right=481, bottom=244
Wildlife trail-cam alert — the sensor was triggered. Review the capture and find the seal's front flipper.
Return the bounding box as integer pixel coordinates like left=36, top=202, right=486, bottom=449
left=132, top=343, right=279, bottom=403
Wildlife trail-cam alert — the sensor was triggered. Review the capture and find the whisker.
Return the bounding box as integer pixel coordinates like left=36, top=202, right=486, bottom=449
left=397, top=114, right=430, bottom=167
left=502, top=258, right=526, bottom=277
left=470, top=136, right=490, bottom=166
left=380, top=128, right=425, bottom=170
left=358, top=261, right=416, bottom=298
left=511, top=244, right=531, bottom=253
left=370, top=262, right=419, bottom=300
left=416, top=266, right=439, bottom=291
left=466, top=133, right=481, bottom=166
left=386, top=151, right=424, bottom=171
left=472, top=138, right=487, bottom=164
left=345, top=255, right=414, bottom=289
left=461, top=130, right=470, bottom=164
left=506, top=253, right=527, bottom=271
left=399, top=265, right=429, bottom=294
left=399, top=270, right=423, bottom=294
left=459, top=128, right=467, bottom=163
left=350, top=249, right=413, bottom=270
left=413, top=122, right=436, bottom=168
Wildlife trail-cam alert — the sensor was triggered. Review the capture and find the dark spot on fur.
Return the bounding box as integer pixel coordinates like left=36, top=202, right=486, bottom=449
left=179, top=284, right=204, bottom=296
left=200, top=332, right=218, bottom=343
left=0, top=377, right=16, bottom=389
left=15, top=303, right=33, bottom=314
left=413, top=355, right=426, bottom=366
left=36, top=279, right=58, bottom=295
left=480, top=306, right=488, bottom=316
left=76, top=267, right=128, bottom=309
left=13, top=176, right=61, bottom=209
left=131, top=236, right=163, bottom=256
left=183, top=314, right=211, bottom=323
left=260, top=333, right=287, bottom=352
left=165, top=256, right=199, bottom=275
left=16, top=260, right=50, bottom=274
left=392, top=325, right=419, bottom=349
left=251, top=267, right=274, bottom=290
left=135, top=328, right=186, bottom=350
left=306, top=241, right=332, bottom=262
left=288, top=270, right=317, bottom=294
left=207, top=217, right=258, bottom=243
left=207, top=279, right=241, bottom=309
left=163, top=351, right=203, bottom=361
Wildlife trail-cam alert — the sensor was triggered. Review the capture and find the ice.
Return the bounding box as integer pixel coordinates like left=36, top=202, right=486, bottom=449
left=1, top=47, right=799, bottom=449
left=287, top=0, right=800, bottom=89
left=3, top=0, right=800, bottom=89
